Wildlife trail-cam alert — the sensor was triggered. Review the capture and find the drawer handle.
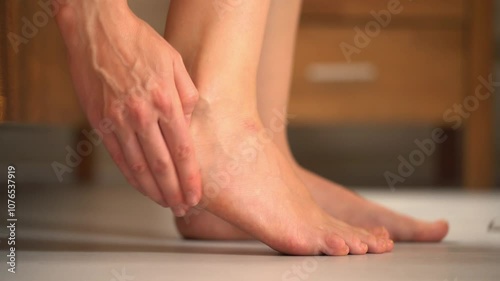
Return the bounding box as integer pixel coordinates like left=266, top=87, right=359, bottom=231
left=305, top=62, right=378, bottom=83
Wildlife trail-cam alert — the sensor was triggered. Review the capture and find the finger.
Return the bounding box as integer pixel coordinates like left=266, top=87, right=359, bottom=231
left=137, top=122, right=187, bottom=217
left=172, top=52, right=199, bottom=123
left=100, top=133, right=146, bottom=196
left=158, top=89, right=202, bottom=207
left=114, top=128, right=168, bottom=207
left=87, top=111, right=145, bottom=197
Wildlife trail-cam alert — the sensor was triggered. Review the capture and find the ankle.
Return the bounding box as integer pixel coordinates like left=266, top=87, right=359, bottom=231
left=191, top=83, right=259, bottom=119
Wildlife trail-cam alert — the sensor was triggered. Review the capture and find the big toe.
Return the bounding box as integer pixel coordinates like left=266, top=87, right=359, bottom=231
left=411, top=219, right=449, bottom=242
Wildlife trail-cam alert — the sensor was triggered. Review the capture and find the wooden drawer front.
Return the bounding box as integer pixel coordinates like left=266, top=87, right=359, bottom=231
left=0, top=96, right=5, bottom=121
left=289, top=27, right=463, bottom=125
left=302, top=0, right=466, bottom=20
left=3, top=1, right=84, bottom=125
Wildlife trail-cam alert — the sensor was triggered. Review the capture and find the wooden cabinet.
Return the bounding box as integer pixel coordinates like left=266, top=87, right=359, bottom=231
left=0, top=0, right=84, bottom=125
left=0, top=0, right=494, bottom=187
left=301, top=0, right=466, bottom=18
left=289, top=0, right=494, bottom=188
left=0, top=1, right=8, bottom=122
left=291, top=28, right=463, bottom=124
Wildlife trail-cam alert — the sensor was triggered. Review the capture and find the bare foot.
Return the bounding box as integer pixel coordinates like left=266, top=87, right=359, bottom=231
left=181, top=101, right=393, bottom=255
left=176, top=208, right=390, bottom=242
left=297, top=168, right=449, bottom=242
left=176, top=159, right=447, bottom=243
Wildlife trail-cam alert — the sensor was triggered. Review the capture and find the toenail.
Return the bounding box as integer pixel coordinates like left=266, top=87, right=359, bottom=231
left=343, top=245, right=350, bottom=255
left=359, top=243, right=368, bottom=252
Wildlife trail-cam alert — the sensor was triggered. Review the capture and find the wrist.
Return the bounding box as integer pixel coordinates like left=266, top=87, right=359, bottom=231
left=54, top=0, right=136, bottom=48
left=54, top=0, right=131, bottom=26
left=53, top=0, right=129, bottom=10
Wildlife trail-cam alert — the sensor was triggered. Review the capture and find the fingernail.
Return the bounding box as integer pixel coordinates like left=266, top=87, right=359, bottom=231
left=172, top=206, right=186, bottom=217
left=186, top=191, right=199, bottom=207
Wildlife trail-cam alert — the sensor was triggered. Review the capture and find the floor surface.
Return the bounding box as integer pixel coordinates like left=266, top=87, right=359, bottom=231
left=0, top=187, right=499, bottom=281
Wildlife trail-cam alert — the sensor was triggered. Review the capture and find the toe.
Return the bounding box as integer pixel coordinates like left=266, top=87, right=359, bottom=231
left=413, top=219, right=449, bottom=242
left=369, top=226, right=390, bottom=239
left=342, top=234, right=369, bottom=255
left=349, top=241, right=369, bottom=255
left=385, top=239, right=395, bottom=252
left=323, top=234, right=349, bottom=256
left=356, top=229, right=391, bottom=254
left=368, top=238, right=391, bottom=254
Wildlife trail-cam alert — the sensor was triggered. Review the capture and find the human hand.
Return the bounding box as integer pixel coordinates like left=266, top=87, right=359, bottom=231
left=55, top=0, right=201, bottom=216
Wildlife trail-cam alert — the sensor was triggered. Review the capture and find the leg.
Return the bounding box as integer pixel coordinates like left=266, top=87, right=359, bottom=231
left=172, top=0, right=301, bottom=241
left=254, top=0, right=448, bottom=241
left=165, top=0, right=392, bottom=255
left=177, top=0, right=448, bottom=242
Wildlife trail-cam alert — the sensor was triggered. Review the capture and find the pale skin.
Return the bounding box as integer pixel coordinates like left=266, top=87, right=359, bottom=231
left=54, top=0, right=202, bottom=216
left=174, top=0, right=449, bottom=243
left=56, top=0, right=448, bottom=255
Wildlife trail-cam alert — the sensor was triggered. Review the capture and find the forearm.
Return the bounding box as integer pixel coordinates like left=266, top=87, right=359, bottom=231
left=53, top=0, right=134, bottom=48
left=53, top=0, right=130, bottom=26
left=53, top=0, right=149, bottom=95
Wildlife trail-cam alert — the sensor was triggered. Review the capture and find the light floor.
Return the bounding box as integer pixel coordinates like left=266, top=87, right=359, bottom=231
left=1, top=186, right=499, bottom=281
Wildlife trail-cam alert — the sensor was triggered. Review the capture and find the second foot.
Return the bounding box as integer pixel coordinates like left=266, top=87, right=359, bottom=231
left=297, top=168, right=449, bottom=242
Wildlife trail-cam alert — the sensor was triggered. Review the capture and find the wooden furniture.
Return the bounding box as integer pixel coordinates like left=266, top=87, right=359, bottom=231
left=289, top=0, right=494, bottom=188
left=0, top=0, right=84, bottom=125
left=0, top=0, right=494, bottom=187
left=1, top=1, right=89, bottom=181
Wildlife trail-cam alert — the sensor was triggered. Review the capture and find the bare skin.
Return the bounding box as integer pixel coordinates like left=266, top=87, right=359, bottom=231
left=173, top=0, right=449, bottom=242
left=165, top=0, right=393, bottom=255
left=54, top=0, right=202, bottom=215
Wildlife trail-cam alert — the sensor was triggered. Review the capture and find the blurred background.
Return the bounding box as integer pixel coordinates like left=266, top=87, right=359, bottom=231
left=0, top=0, right=498, bottom=189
